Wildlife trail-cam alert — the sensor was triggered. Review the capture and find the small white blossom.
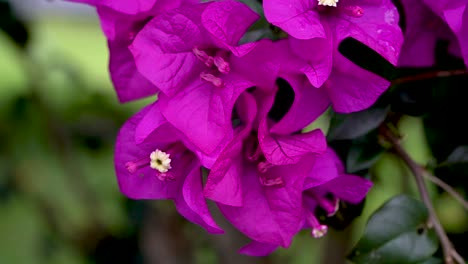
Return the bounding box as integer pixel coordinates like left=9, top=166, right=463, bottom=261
left=312, top=225, right=328, bottom=238
left=318, top=0, right=339, bottom=7
left=150, top=149, right=172, bottom=173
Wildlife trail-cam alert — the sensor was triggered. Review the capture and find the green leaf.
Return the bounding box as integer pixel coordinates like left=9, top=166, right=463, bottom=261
left=346, top=130, right=385, bottom=173
left=327, top=106, right=389, bottom=141
left=417, top=257, right=442, bottom=264
left=433, top=146, right=468, bottom=188
left=238, top=0, right=264, bottom=15
left=348, top=195, right=439, bottom=264
left=445, top=146, right=468, bottom=164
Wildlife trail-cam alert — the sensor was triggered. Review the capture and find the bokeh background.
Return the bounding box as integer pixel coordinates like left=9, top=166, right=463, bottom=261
left=0, top=1, right=466, bottom=263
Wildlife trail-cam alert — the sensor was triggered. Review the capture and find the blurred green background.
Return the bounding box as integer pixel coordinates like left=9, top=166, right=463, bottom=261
left=0, top=1, right=466, bottom=264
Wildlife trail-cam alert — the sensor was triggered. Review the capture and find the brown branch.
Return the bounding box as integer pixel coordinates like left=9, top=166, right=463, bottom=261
left=392, top=69, right=468, bottom=85
left=381, top=125, right=465, bottom=264
left=451, top=250, right=465, bottom=264
left=421, top=172, right=468, bottom=211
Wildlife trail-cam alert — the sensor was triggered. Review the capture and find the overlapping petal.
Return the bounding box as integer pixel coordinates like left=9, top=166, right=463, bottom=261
left=218, top=160, right=312, bottom=247
left=263, top=0, right=325, bottom=39
left=422, top=0, right=468, bottom=66
left=326, top=53, right=390, bottom=113
left=115, top=102, right=222, bottom=233
left=201, top=0, right=260, bottom=56
left=398, top=0, right=459, bottom=67
left=270, top=73, right=330, bottom=134
left=259, top=119, right=327, bottom=165
left=158, top=75, right=253, bottom=154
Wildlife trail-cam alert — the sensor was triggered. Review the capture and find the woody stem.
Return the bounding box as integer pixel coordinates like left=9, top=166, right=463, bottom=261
left=381, top=125, right=464, bottom=264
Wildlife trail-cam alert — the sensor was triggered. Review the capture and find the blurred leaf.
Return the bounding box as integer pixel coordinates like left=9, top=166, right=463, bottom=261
left=445, top=146, right=468, bottom=164
left=338, top=37, right=398, bottom=81
left=348, top=195, right=439, bottom=264
left=418, top=258, right=443, bottom=264
left=327, top=106, right=389, bottom=141
left=434, top=193, right=468, bottom=233
left=274, top=230, right=323, bottom=264
left=0, top=0, right=29, bottom=48
left=0, top=197, right=45, bottom=264
left=346, top=130, right=385, bottom=173
left=434, top=146, right=468, bottom=189
left=77, top=147, right=128, bottom=233
left=238, top=0, right=264, bottom=15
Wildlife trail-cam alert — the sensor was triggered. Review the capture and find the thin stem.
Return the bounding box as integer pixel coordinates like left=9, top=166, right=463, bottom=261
left=422, top=172, right=468, bottom=211
left=452, top=251, right=465, bottom=264
left=392, top=69, right=468, bottom=85
left=381, top=125, right=465, bottom=264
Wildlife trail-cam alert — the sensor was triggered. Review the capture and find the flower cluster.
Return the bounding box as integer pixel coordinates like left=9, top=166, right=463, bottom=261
left=65, top=0, right=414, bottom=255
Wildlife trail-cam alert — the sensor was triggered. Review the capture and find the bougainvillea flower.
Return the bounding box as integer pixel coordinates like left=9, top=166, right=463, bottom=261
left=157, top=75, right=254, bottom=156
left=263, top=0, right=403, bottom=113
left=129, top=2, right=267, bottom=154
left=64, top=0, right=196, bottom=102
left=204, top=90, right=328, bottom=250
left=301, top=148, right=373, bottom=234
left=263, top=0, right=404, bottom=65
left=421, top=0, right=468, bottom=67
left=245, top=39, right=379, bottom=134
left=264, top=0, right=401, bottom=47
left=114, top=101, right=222, bottom=234
left=129, top=0, right=259, bottom=96
left=162, top=39, right=283, bottom=166
left=240, top=148, right=372, bottom=256
left=398, top=0, right=460, bottom=67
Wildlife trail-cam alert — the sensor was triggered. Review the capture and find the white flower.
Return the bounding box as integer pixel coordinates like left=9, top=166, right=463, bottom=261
left=150, top=149, right=172, bottom=173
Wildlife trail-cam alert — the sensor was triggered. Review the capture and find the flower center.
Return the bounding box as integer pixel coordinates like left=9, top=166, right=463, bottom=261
left=200, top=72, right=224, bottom=88
left=150, top=149, right=172, bottom=173
left=318, top=0, right=338, bottom=7
left=124, top=144, right=185, bottom=182
left=125, top=149, right=172, bottom=174
left=193, top=47, right=230, bottom=87
left=193, top=47, right=214, bottom=67
left=316, top=1, right=364, bottom=18
left=244, top=135, right=284, bottom=187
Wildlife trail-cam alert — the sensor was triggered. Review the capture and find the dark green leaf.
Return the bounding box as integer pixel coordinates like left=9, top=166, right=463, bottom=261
left=346, top=130, right=385, bottom=173
left=238, top=0, right=264, bottom=15
left=433, top=147, right=468, bottom=189
left=446, top=146, right=468, bottom=164
left=327, top=106, right=389, bottom=141
left=348, top=195, right=439, bottom=264
left=417, top=257, right=443, bottom=264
